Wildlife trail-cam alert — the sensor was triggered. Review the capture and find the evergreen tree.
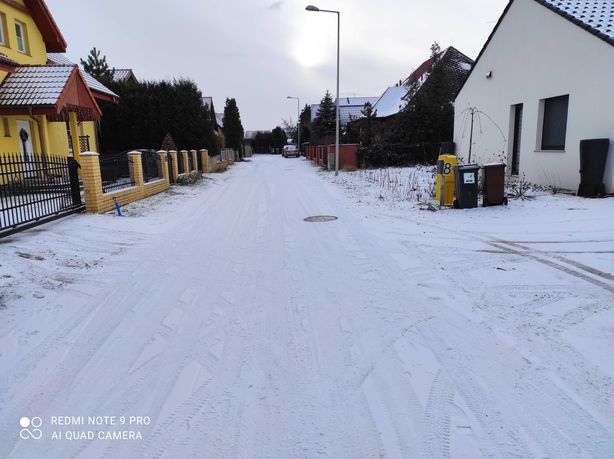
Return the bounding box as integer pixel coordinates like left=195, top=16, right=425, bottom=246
left=299, top=104, right=312, bottom=145
left=81, top=47, right=115, bottom=85
left=222, top=98, right=245, bottom=157
left=312, top=90, right=336, bottom=145
left=359, top=101, right=377, bottom=146
left=99, top=78, right=215, bottom=154
left=161, top=132, right=176, bottom=150
left=392, top=41, right=454, bottom=159
left=271, top=126, right=287, bottom=150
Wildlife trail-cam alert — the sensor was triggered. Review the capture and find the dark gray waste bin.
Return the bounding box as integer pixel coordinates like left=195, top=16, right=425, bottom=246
left=578, top=138, right=610, bottom=197
left=482, top=163, right=508, bottom=206
left=454, top=164, right=480, bottom=209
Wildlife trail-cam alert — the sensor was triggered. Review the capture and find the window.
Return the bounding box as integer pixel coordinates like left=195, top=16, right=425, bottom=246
left=541, top=95, right=569, bottom=151
left=0, top=13, right=7, bottom=46
left=14, top=20, right=27, bottom=54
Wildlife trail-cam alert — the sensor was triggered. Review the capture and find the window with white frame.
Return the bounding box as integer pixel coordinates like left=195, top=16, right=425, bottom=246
left=540, top=95, right=569, bottom=151
left=0, top=14, right=7, bottom=46
left=14, top=20, right=27, bottom=54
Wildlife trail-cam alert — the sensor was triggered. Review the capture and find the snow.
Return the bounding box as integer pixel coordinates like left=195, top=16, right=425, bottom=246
left=1, top=156, right=613, bottom=458
left=372, top=85, right=408, bottom=118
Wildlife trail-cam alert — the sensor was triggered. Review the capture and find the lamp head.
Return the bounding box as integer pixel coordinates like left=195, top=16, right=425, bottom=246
left=305, top=5, right=320, bottom=12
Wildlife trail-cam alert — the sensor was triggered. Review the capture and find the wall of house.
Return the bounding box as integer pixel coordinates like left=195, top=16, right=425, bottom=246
left=0, top=0, right=48, bottom=68
left=454, top=0, right=614, bottom=193
left=47, top=121, right=70, bottom=156
left=80, top=121, right=99, bottom=152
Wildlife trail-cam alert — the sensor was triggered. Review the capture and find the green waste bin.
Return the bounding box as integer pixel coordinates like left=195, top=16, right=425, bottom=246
left=454, top=164, right=480, bottom=209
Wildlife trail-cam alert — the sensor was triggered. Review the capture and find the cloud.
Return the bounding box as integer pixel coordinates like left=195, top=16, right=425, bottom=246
left=267, top=1, right=284, bottom=10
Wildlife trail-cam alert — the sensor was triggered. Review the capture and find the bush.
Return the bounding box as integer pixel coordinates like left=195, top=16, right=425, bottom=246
left=357, top=143, right=440, bottom=169
left=211, top=162, right=228, bottom=173
left=175, top=172, right=203, bottom=186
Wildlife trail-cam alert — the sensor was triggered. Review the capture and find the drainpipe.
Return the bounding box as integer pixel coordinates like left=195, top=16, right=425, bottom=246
left=28, top=108, right=48, bottom=163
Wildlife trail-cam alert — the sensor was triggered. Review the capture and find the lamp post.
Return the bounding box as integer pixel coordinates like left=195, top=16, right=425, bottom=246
left=286, top=96, right=300, bottom=154
left=306, top=4, right=340, bottom=176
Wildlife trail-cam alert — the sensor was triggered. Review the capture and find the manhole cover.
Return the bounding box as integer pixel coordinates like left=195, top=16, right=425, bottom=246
left=304, top=215, right=338, bottom=222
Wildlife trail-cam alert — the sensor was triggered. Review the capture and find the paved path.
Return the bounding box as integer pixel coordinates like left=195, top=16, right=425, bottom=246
left=2, top=155, right=613, bottom=458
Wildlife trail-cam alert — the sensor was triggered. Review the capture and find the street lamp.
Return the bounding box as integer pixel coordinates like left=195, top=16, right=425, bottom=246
left=286, top=96, right=301, bottom=155
left=306, top=4, right=340, bottom=176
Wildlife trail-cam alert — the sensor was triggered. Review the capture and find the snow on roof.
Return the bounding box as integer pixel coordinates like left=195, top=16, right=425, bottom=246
left=0, top=65, right=74, bottom=106
left=112, top=69, right=136, bottom=83
left=215, top=113, right=224, bottom=128
left=372, top=85, right=408, bottom=118
left=310, top=97, right=379, bottom=125
left=536, top=0, right=614, bottom=45
left=47, top=53, right=119, bottom=99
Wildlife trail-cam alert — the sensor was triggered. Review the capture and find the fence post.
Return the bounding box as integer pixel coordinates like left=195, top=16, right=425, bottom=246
left=80, top=152, right=104, bottom=213
left=200, top=149, right=209, bottom=173
left=169, top=150, right=178, bottom=181
left=67, top=157, right=82, bottom=206
left=127, top=151, right=144, bottom=187
left=157, top=150, right=169, bottom=184
left=190, top=150, right=198, bottom=172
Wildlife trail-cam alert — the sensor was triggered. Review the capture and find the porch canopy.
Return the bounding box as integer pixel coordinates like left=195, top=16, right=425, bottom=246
left=0, top=65, right=102, bottom=122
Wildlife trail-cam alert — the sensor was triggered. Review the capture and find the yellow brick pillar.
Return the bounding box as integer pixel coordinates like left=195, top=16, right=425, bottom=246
left=69, top=112, right=81, bottom=162
left=169, top=150, right=178, bottom=181
left=80, top=152, right=104, bottom=213
left=127, top=151, right=144, bottom=187
left=190, top=150, right=198, bottom=172
left=157, top=150, right=169, bottom=184
left=180, top=150, right=189, bottom=174
left=200, top=149, right=209, bottom=173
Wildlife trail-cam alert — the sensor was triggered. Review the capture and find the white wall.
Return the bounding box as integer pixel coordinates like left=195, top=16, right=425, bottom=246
left=455, top=0, right=614, bottom=193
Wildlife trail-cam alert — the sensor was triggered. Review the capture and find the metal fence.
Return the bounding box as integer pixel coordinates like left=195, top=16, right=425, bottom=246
left=142, top=150, right=163, bottom=183
left=0, top=153, right=83, bottom=237
left=177, top=152, right=185, bottom=175
left=187, top=152, right=194, bottom=172
left=100, top=153, right=134, bottom=193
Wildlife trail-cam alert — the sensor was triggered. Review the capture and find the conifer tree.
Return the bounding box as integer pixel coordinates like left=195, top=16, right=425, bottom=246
left=81, top=47, right=115, bottom=84
left=360, top=101, right=377, bottom=146
left=312, top=90, right=336, bottom=144
left=222, top=98, right=245, bottom=157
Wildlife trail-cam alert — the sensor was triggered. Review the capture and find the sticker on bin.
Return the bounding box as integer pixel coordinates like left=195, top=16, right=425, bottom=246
left=463, top=173, right=475, bottom=184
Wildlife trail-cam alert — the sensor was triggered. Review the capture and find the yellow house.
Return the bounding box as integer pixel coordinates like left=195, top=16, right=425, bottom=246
left=0, top=0, right=117, bottom=169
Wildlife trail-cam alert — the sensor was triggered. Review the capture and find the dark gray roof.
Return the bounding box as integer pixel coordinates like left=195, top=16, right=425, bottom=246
left=536, top=0, right=614, bottom=45
left=47, top=53, right=119, bottom=99
left=0, top=65, right=74, bottom=106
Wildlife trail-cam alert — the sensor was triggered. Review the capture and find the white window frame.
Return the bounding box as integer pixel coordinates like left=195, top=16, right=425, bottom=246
left=0, top=14, right=6, bottom=46
left=15, top=20, right=27, bottom=54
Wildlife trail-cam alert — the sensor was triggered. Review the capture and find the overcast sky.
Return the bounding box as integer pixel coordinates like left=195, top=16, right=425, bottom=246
left=47, top=0, right=508, bottom=131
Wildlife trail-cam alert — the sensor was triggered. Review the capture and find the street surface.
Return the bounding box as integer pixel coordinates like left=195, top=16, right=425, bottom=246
left=1, top=155, right=613, bottom=458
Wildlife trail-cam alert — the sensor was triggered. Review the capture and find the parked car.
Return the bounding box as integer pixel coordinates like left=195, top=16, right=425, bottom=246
left=282, top=145, right=299, bottom=158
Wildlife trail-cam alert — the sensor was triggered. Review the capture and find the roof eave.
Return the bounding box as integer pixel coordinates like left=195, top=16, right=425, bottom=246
left=24, top=0, right=67, bottom=53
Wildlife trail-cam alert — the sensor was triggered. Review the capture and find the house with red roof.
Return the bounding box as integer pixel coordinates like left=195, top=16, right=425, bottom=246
left=0, top=0, right=117, bottom=169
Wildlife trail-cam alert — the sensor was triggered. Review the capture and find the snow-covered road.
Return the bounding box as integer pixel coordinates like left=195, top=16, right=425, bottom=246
left=1, top=155, right=613, bottom=458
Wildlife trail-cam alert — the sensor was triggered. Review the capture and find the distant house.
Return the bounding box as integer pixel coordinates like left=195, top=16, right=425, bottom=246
left=310, top=96, right=378, bottom=127
left=455, top=0, right=614, bottom=192
left=365, top=46, right=473, bottom=142
left=202, top=96, right=225, bottom=147
left=0, top=0, right=117, bottom=165
left=112, top=69, right=138, bottom=84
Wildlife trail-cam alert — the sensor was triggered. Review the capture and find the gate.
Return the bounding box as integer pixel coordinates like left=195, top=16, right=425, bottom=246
left=1, top=153, right=84, bottom=238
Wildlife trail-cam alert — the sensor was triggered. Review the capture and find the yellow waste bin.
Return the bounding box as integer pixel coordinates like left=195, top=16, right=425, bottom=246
left=436, top=154, right=457, bottom=205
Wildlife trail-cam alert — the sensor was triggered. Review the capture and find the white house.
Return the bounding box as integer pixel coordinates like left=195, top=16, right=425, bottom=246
left=454, top=0, right=614, bottom=193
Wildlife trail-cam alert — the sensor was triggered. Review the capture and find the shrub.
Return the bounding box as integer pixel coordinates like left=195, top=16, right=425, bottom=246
left=175, top=172, right=203, bottom=186
left=357, top=143, right=440, bottom=169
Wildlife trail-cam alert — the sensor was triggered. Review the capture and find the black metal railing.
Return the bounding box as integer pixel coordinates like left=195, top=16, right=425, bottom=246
left=167, top=154, right=174, bottom=183
left=142, top=150, right=163, bottom=183
left=187, top=152, right=193, bottom=172
left=100, top=153, right=134, bottom=194
left=79, top=135, right=90, bottom=152
left=1, top=153, right=83, bottom=237
left=177, top=152, right=185, bottom=175
left=196, top=150, right=203, bottom=171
